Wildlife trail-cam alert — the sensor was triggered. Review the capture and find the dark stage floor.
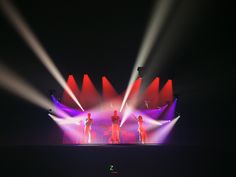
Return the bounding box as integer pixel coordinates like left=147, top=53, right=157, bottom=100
left=0, top=145, right=230, bottom=177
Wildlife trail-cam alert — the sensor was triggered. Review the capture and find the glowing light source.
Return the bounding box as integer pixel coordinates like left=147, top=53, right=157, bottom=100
left=62, top=75, right=80, bottom=108
left=51, top=95, right=82, bottom=117
left=120, top=104, right=134, bottom=127
left=142, top=104, right=168, bottom=119
left=142, top=77, right=160, bottom=108
left=162, top=98, right=177, bottom=120
left=128, top=77, right=142, bottom=99
left=102, top=76, right=118, bottom=100
left=149, top=115, right=180, bottom=143
left=80, top=74, right=101, bottom=109
left=48, top=113, right=83, bottom=125
left=159, top=79, right=173, bottom=106
left=120, top=77, right=142, bottom=112
left=49, top=113, right=84, bottom=144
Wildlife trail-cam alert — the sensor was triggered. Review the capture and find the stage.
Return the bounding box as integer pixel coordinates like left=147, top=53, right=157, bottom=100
left=0, top=0, right=233, bottom=176
left=0, top=145, right=229, bottom=177
left=49, top=75, right=178, bottom=145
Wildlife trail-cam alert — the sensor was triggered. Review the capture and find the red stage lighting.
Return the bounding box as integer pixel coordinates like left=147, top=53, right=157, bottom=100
left=62, top=75, right=80, bottom=108
left=142, top=77, right=160, bottom=109
left=159, top=79, right=173, bottom=106
left=80, top=74, right=101, bottom=109
left=102, top=76, right=118, bottom=100
left=128, top=77, right=142, bottom=99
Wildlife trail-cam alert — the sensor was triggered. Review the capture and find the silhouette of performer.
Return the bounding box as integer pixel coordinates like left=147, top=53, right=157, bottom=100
left=84, top=113, right=93, bottom=144
left=111, top=110, right=120, bottom=144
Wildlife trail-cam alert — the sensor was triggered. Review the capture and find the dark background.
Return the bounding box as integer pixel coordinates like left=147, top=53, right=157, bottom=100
left=0, top=0, right=235, bottom=176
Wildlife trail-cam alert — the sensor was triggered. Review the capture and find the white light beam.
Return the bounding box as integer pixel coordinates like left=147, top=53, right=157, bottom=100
left=0, top=0, right=84, bottom=111
left=120, top=0, right=173, bottom=112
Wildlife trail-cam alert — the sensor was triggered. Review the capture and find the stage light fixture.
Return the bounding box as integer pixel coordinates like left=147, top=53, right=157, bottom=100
left=137, top=66, right=145, bottom=77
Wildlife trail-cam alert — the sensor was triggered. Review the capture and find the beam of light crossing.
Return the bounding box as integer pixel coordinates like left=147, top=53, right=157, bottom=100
left=0, top=0, right=84, bottom=111
left=149, top=115, right=180, bottom=143
left=0, top=62, right=69, bottom=118
left=120, top=93, right=141, bottom=127
left=132, top=110, right=164, bottom=130
left=120, top=0, right=174, bottom=112
left=120, top=102, right=165, bottom=128
left=80, top=74, right=101, bottom=109
left=48, top=113, right=84, bottom=125
left=62, top=75, right=80, bottom=108
left=49, top=113, right=84, bottom=144
left=120, top=103, right=134, bottom=127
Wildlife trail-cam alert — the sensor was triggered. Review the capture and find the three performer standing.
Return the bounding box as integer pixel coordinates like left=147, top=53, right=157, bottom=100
left=82, top=111, right=146, bottom=144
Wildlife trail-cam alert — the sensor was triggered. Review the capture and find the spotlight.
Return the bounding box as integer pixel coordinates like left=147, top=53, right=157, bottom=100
left=137, top=66, right=144, bottom=77
left=176, top=112, right=180, bottom=117
left=48, top=108, right=54, bottom=115
left=49, top=89, right=56, bottom=96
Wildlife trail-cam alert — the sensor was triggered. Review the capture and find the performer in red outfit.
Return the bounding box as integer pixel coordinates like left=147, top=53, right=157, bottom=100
left=111, top=110, right=120, bottom=144
left=84, top=113, right=93, bottom=144
left=136, top=115, right=146, bottom=144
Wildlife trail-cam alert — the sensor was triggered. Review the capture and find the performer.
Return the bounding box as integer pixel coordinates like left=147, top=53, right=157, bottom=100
left=111, top=110, right=120, bottom=144
left=144, top=100, right=149, bottom=109
left=135, top=115, right=146, bottom=144
left=84, top=113, right=93, bottom=144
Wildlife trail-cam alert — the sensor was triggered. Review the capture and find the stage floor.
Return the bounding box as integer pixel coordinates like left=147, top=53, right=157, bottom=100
left=0, top=145, right=230, bottom=177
